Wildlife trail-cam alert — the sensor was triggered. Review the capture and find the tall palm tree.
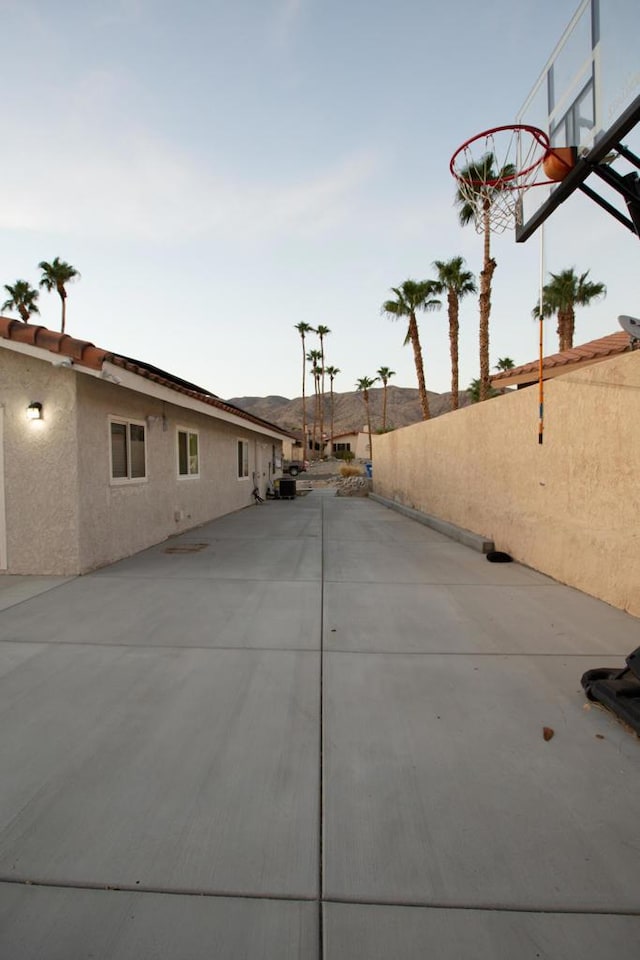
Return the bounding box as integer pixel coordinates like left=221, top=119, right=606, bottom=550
left=376, top=366, right=395, bottom=431
left=432, top=257, right=477, bottom=410
left=325, top=365, right=340, bottom=456
left=533, top=269, right=606, bottom=352
left=316, top=325, right=330, bottom=456
left=38, top=257, right=80, bottom=334
left=356, top=376, right=378, bottom=462
left=295, top=322, right=313, bottom=461
left=455, top=154, right=514, bottom=401
left=2, top=280, right=40, bottom=323
left=306, top=349, right=322, bottom=459
left=381, top=280, right=440, bottom=420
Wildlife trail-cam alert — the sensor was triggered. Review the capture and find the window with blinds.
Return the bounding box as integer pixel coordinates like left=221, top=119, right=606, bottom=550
left=178, top=429, right=199, bottom=477
left=110, top=419, right=147, bottom=482
left=237, top=439, right=249, bottom=478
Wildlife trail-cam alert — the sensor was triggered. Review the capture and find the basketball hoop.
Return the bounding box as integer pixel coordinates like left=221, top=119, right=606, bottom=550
left=450, top=124, right=553, bottom=233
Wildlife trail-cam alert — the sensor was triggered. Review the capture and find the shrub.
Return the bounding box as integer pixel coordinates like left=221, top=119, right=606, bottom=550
left=334, top=449, right=355, bottom=462
left=339, top=464, right=363, bottom=477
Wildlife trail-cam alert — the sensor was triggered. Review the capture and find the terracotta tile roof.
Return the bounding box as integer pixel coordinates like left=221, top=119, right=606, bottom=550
left=0, top=316, right=108, bottom=369
left=0, top=317, right=295, bottom=438
left=491, top=331, right=632, bottom=385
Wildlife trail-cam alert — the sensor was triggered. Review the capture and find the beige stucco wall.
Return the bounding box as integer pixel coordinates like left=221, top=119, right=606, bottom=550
left=1, top=348, right=284, bottom=575
left=373, top=350, right=640, bottom=617
left=0, top=350, right=81, bottom=574
left=76, top=376, right=282, bottom=572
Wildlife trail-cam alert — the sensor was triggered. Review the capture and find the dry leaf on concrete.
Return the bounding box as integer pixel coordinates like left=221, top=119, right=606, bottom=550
left=543, top=726, right=555, bottom=741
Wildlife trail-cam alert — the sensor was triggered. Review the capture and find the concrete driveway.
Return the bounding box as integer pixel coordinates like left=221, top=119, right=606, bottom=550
left=0, top=490, right=639, bottom=958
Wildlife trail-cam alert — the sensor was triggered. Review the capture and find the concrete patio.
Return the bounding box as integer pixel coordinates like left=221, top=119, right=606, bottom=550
left=0, top=489, right=639, bottom=957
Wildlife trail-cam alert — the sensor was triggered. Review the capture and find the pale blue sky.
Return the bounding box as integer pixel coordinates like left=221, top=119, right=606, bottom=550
left=2, top=0, right=638, bottom=399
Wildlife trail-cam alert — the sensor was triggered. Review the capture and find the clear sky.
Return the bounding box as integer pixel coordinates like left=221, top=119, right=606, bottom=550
left=2, top=0, right=638, bottom=400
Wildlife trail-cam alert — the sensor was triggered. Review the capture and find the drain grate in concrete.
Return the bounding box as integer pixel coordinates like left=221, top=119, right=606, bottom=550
left=163, top=543, right=209, bottom=554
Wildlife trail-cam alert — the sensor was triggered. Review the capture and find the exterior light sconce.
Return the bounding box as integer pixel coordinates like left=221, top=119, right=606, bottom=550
left=27, top=402, right=43, bottom=421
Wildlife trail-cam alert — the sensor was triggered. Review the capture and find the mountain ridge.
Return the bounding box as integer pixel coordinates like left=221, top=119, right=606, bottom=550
left=228, top=385, right=472, bottom=434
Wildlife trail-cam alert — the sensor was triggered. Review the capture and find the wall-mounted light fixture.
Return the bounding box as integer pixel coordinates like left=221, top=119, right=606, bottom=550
left=27, top=402, right=43, bottom=421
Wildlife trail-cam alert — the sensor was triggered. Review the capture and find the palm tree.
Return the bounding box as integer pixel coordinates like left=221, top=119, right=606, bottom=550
left=432, top=257, right=477, bottom=410
left=38, top=257, right=80, bottom=334
left=356, top=376, right=378, bottom=462
left=455, top=154, right=514, bottom=401
left=325, top=365, right=340, bottom=456
left=376, top=366, right=395, bottom=431
left=2, top=280, right=40, bottom=322
left=533, top=269, right=606, bottom=352
left=306, top=349, right=322, bottom=459
left=495, top=357, right=515, bottom=372
left=316, top=325, right=330, bottom=456
left=494, top=357, right=515, bottom=394
left=468, top=377, right=499, bottom=403
left=295, top=322, right=313, bottom=461
left=381, top=280, right=440, bottom=420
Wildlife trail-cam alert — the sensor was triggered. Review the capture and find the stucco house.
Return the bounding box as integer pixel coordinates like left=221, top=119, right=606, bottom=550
left=328, top=429, right=371, bottom=460
left=0, top=319, right=294, bottom=576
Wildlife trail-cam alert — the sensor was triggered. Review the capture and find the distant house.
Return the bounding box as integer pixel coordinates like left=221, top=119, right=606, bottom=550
left=490, top=331, right=634, bottom=390
left=0, top=319, right=294, bottom=575
left=282, top=432, right=306, bottom=462
left=327, top=430, right=371, bottom=459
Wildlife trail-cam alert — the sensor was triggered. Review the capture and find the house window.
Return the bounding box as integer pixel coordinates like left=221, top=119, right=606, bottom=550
left=334, top=442, right=351, bottom=452
left=110, top=419, right=146, bottom=481
left=177, top=429, right=199, bottom=477
left=237, top=439, right=249, bottom=478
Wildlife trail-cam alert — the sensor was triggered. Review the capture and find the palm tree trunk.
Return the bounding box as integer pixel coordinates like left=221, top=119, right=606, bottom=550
left=479, top=205, right=495, bottom=401
left=60, top=292, right=67, bottom=335
left=557, top=308, right=572, bottom=352
left=319, top=342, right=325, bottom=459
left=382, top=383, right=388, bottom=430
left=408, top=313, right=430, bottom=420
left=566, top=305, right=576, bottom=350
left=301, top=343, right=307, bottom=462
left=311, top=375, right=318, bottom=461
left=365, top=392, right=373, bottom=462
left=448, top=290, right=459, bottom=410
left=18, top=305, right=29, bottom=322
left=330, top=383, right=335, bottom=455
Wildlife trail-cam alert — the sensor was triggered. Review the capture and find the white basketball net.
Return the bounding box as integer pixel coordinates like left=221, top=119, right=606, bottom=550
left=451, top=126, right=549, bottom=234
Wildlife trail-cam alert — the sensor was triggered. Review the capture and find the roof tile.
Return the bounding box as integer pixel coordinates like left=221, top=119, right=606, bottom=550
left=0, top=316, right=294, bottom=437
left=492, top=331, right=631, bottom=382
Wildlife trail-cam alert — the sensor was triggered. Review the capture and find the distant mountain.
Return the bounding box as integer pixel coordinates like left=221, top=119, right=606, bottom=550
left=228, top=386, right=472, bottom=435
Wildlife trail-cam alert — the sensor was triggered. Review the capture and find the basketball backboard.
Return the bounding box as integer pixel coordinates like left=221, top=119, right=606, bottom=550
left=516, top=0, right=640, bottom=241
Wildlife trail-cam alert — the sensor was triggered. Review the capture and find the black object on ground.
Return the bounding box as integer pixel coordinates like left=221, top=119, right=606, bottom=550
left=582, top=647, right=640, bottom=735
left=486, top=551, right=513, bottom=563
left=279, top=478, right=296, bottom=500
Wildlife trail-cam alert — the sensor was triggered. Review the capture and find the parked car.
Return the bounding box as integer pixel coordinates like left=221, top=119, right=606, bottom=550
left=282, top=459, right=308, bottom=476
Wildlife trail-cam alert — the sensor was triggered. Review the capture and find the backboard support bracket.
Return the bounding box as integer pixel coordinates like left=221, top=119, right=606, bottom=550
left=516, top=94, right=640, bottom=242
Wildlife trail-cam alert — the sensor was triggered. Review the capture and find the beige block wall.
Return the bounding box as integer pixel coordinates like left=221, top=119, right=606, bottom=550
left=0, top=351, right=81, bottom=574
left=373, top=351, right=640, bottom=617
left=76, top=376, right=280, bottom=572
